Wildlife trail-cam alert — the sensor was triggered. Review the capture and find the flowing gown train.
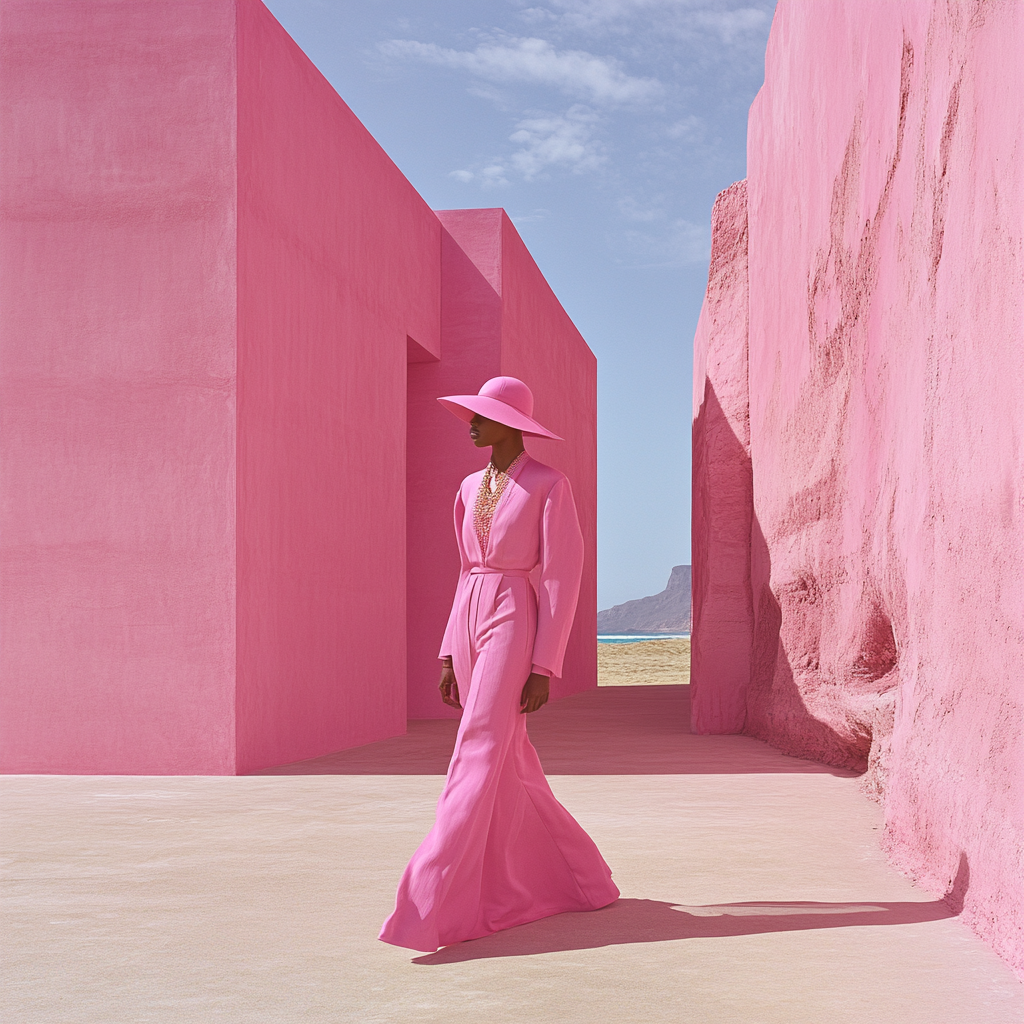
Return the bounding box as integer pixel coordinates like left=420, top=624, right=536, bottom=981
left=379, top=454, right=619, bottom=952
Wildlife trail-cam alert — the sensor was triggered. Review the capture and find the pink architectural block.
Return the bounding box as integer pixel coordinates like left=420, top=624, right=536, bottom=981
left=0, top=0, right=240, bottom=774
left=234, top=1, right=441, bottom=773
left=694, top=0, right=1024, bottom=976
left=0, top=1, right=596, bottom=772
left=406, top=210, right=598, bottom=719
left=0, top=0, right=441, bottom=773
left=497, top=216, right=598, bottom=709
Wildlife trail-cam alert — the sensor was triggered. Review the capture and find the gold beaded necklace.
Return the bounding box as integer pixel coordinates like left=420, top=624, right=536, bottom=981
left=473, top=450, right=528, bottom=549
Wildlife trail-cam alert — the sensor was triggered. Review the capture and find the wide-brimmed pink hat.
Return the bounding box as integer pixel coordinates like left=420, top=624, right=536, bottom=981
left=438, top=376, right=562, bottom=440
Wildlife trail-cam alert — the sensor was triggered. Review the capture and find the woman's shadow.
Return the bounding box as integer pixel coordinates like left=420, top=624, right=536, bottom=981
left=415, top=856, right=969, bottom=964
left=413, top=895, right=957, bottom=965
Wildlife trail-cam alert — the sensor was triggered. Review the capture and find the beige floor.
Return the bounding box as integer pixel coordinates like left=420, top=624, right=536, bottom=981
left=3, top=684, right=1023, bottom=1023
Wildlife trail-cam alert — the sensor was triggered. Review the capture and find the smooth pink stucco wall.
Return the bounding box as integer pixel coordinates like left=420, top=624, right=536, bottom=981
left=0, top=0, right=239, bottom=773
left=407, top=210, right=597, bottom=719
left=406, top=212, right=501, bottom=721
left=0, top=0, right=442, bottom=773
left=234, top=2, right=440, bottom=773
left=498, top=216, right=598, bottom=706
left=0, top=2, right=594, bottom=772
left=694, top=0, right=1024, bottom=976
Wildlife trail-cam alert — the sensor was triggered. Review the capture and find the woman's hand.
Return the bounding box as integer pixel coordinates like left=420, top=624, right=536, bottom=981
left=439, top=659, right=462, bottom=709
left=520, top=672, right=550, bottom=714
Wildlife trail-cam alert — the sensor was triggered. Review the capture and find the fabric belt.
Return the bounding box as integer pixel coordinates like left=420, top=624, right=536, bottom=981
left=469, top=567, right=534, bottom=579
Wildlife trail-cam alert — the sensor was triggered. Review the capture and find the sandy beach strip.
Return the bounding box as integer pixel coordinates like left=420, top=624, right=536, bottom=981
left=597, top=638, right=690, bottom=686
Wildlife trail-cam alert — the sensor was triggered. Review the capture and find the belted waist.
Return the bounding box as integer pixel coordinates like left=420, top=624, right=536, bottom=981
left=469, top=567, right=535, bottom=579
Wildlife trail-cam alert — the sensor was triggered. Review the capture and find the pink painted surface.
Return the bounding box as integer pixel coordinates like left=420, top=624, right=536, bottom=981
left=406, top=212, right=502, bottom=722
left=0, top=0, right=239, bottom=773
left=0, top=0, right=441, bottom=773
left=498, top=215, right=599, bottom=706
left=234, top=1, right=440, bottom=773
left=690, top=181, right=753, bottom=734
left=0, top=2, right=593, bottom=771
left=406, top=210, right=597, bottom=719
left=694, top=0, right=1024, bottom=975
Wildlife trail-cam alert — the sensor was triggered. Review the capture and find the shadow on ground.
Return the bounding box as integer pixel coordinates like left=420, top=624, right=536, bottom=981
left=254, top=685, right=858, bottom=776
left=412, top=897, right=956, bottom=964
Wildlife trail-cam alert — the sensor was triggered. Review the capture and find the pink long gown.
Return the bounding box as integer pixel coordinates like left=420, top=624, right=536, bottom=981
left=379, top=454, right=619, bottom=952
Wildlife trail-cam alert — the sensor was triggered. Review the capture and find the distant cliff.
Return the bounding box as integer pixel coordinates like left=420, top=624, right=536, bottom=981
left=597, top=566, right=691, bottom=634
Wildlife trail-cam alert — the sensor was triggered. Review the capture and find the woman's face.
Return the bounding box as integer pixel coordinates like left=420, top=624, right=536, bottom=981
left=469, top=413, right=518, bottom=448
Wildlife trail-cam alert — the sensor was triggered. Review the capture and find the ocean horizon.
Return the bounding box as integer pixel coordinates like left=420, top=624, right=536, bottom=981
left=597, top=633, right=690, bottom=644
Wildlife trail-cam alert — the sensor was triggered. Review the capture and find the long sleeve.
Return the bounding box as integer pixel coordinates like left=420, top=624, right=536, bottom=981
left=530, top=475, right=584, bottom=679
left=438, top=487, right=469, bottom=659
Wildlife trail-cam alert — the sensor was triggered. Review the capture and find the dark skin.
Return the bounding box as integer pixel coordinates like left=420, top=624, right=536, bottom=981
left=438, top=413, right=551, bottom=715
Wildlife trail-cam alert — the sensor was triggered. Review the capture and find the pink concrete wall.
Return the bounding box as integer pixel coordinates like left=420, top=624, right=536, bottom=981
left=0, top=0, right=442, bottom=773
left=0, top=0, right=239, bottom=773
left=0, top=2, right=594, bottom=771
left=498, top=215, right=598, bottom=705
left=406, top=212, right=501, bottom=721
left=234, top=2, right=440, bottom=773
left=694, top=0, right=1024, bottom=976
left=407, top=210, right=598, bottom=718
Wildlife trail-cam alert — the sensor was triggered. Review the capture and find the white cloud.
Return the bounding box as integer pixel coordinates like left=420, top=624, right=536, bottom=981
left=379, top=36, right=661, bottom=105
left=448, top=107, right=604, bottom=186
left=449, top=163, right=511, bottom=188
left=481, top=165, right=511, bottom=185
left=509, top=107, right=605, bottom=178
left=508, top=209, right=550, bottom=225
left=525, top=0, right=773, bottom=42
left=519, top=7, right=559, bottom=24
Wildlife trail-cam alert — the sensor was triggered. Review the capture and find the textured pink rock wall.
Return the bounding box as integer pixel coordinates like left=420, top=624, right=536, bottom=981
left=691, top=181, right=753, bottom=734
left=694, top=0, right=1024, bottom=974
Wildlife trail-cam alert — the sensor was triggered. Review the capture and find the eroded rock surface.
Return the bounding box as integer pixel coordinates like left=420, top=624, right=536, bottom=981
left=692, top=0, right=1024, bottom=977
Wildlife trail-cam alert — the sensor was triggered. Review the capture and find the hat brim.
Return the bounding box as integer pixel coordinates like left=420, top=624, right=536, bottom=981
left=437, top=395, right=563, bottom=441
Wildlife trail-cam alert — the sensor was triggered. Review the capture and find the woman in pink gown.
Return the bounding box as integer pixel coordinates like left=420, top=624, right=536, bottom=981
left=379, top=376, right=619, bottom=953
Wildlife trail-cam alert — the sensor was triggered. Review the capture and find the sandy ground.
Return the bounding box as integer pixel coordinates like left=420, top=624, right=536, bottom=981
left=598, top=638, right=689, bottom=686
left=3, top=670, right=1023, bottom=1023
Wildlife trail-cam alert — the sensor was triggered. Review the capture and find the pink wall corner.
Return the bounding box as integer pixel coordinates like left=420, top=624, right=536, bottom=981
left=497, top=212, right=598, bottom=703
left=234, top=1, right=441, bottom=772
left=0, top=0, right=238, bottom=774
left=407, top=210, right=598, bottom=718
left=690, top=180, right=753, bottom=735
left=406, top=212, right=503, bottom=720
left=734, top=0, right=1024, bottom=977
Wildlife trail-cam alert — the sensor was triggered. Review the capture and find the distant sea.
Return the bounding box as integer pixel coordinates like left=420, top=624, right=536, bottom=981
left=597, top=633, right=690, bottom=644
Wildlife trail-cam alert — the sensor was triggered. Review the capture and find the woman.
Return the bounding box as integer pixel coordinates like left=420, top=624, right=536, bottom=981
left=379, top=376, right=619, bottom=953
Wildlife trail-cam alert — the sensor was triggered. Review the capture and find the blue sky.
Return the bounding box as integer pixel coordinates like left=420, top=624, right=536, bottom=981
left=262, top=0, right=775, bottom=609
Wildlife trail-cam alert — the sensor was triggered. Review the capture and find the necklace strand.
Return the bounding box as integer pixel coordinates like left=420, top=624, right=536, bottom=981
left=473, top=451, right=527, bottom=549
